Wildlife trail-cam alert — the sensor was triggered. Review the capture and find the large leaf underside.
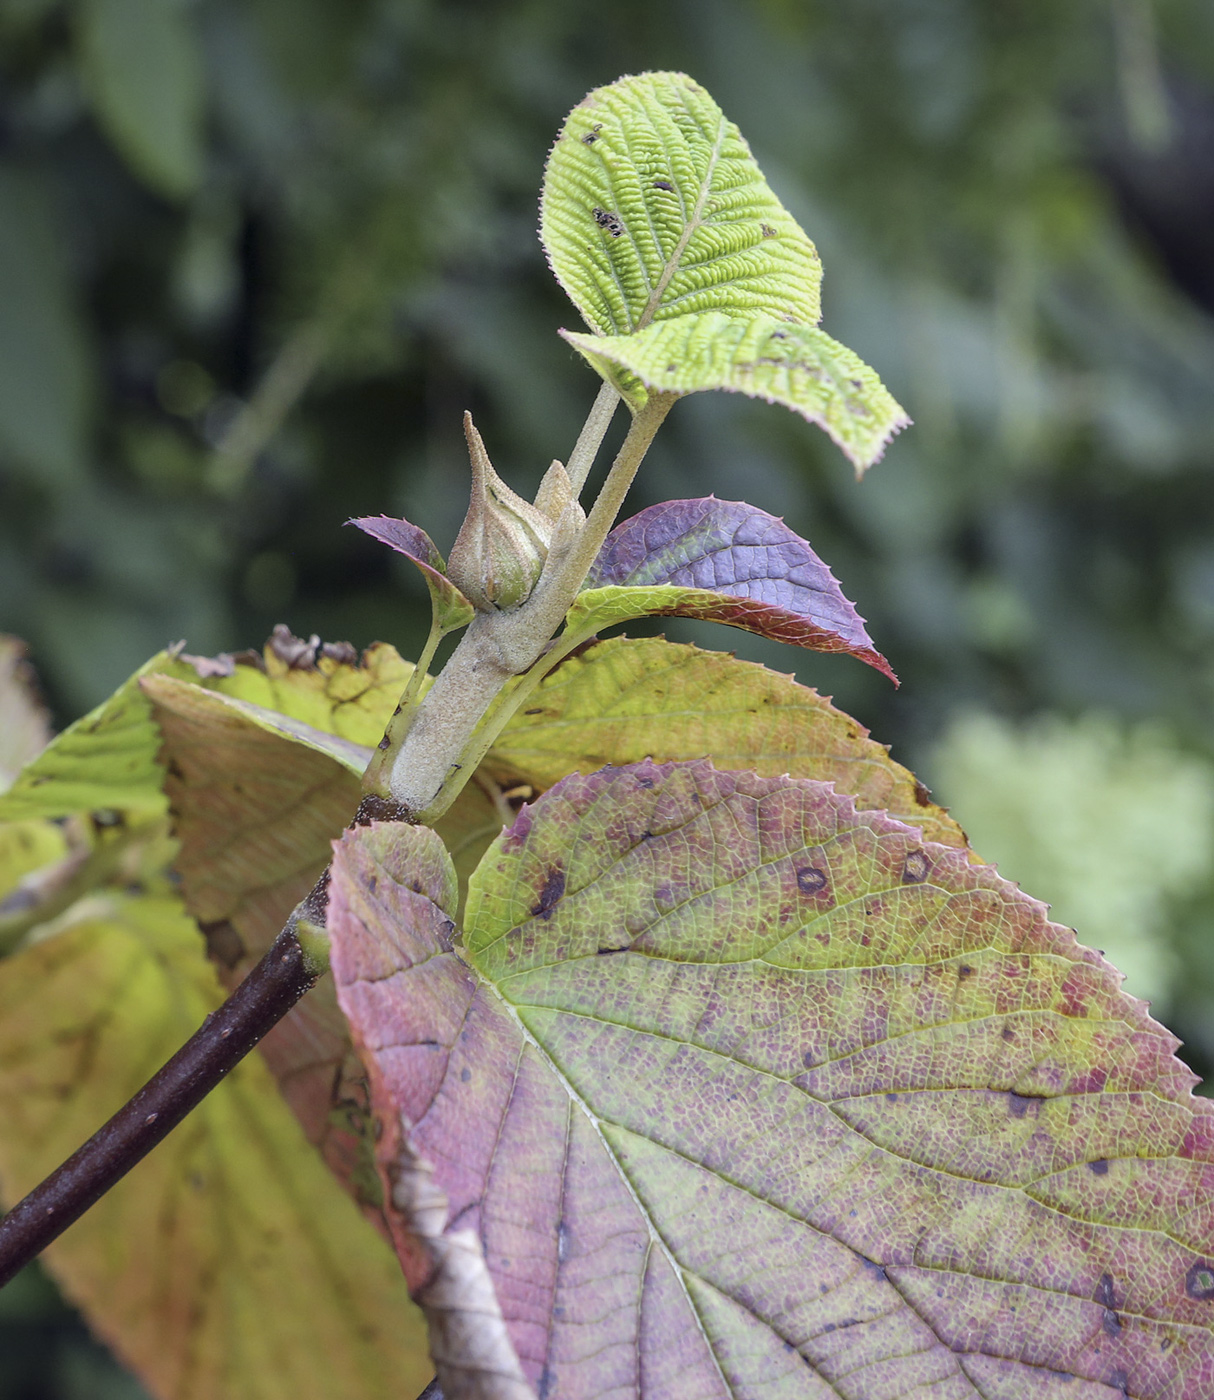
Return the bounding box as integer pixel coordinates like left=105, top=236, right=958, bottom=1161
left=330, top=762, right=1214, bottom=1399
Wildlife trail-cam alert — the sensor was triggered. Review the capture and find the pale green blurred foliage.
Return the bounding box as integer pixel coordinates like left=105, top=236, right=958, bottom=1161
left=931, top=712, right=1214, bottom=1009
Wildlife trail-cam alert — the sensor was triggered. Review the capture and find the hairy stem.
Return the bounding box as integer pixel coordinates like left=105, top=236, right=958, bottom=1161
left=386, top=391, right=675, bottom=820
left=0, top=903, right=327, bottom=1288
left=564, top=381, right=619, bottom=494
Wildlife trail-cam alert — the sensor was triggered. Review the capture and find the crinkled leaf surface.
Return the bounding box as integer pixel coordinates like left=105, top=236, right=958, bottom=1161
left=0, top=891, right=429, bottom=1400
left=349, top=516, right=476, bottom=633
left=541, top=71, right=821, bottom=337
left=540, top=73, right=906, bottom=472
left=487, top=636, right=957, bottom=847
left=562, top=315, right=910, bottom=472
left=570, top=499, right=895, bottom=680
left=330, top=761, right=1214, bottom=1399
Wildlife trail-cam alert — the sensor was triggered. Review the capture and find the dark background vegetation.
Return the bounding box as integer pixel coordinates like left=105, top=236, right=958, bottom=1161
left=2, top=0, right=1213, bottom=1393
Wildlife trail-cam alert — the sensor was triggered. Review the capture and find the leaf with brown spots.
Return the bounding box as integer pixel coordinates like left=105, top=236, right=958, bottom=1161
left=330, top=760, right=1214, bottom=1398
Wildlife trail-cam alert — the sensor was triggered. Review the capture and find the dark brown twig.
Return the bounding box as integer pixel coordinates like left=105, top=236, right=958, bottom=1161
left=0, top=922, right=320, bottom=1288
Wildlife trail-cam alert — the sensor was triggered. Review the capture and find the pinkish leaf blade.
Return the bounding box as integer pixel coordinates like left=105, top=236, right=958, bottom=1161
left=569, top=497, right=896, bottom=682
left=349, top=515, right=476, bottom=633
left=330, top=761, right=1214, bottom=1399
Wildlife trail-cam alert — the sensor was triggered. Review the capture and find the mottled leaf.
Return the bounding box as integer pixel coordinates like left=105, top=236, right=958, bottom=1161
left=488, top=635, right=956, bottom=846
left=567, top=498, right=895, bottom=680
left=541, top=71, right=822, bottom=337
left=75, top=0, right=206, bottom=199
left=331, top=761, right=1214, bottom=1399
left=0, top=891, right=430, bottom=1400
left=562, top=314, right=910, bottom=473
left=141, top=666, right=507, bottom=1213
left=0, top=635, right=52, bottom=791
left=349, top=516, right=477, bottom=633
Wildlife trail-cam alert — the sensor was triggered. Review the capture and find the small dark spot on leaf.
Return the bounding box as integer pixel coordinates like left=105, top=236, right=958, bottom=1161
left=666, top=362, right=679, bottom=373
left=1186, top=1260, right=1214, bottom=1300
left=524, top=707, right=543, bottom=715
left=636, top=774, right=654, bottom=789
left=531, top=868, right=565, bottom=920
left=581, top=123, right=603, bottom=145
left=653, top=179, right=674, bottom=191
left=886, top=1091, right=898, bottom=1101
left=420, top=1039, right=440, bottom=1048
left=902, top=850, right=930, bottom=884
left=1103, top=1308, right=1122, bottom=1336
left=1007, top=1090, right=1047, bottom=1118
left=958, top=964, right=974, bottom=979
left=1109, top=1368, right=1129, bottom=1397
left=377, top=735, right=391, bottom=750
left=913, top=781, right=932, bottom=807
left=796, top=865, right=828, bottom=895
left=597, top=944, right=629, bottom=955
left=592, top=206, right=624, bottom=237
left=760, top=222, right=777, bottom=237
left=802, top=1049, right=815, bottom=1068
left=460, top=1067, right=471, bottom=1083
left=367, top=875, right=378, bottom=894
left=1088, top=1158, right=1110, bottom=1176
left=1002, top=1025, right=1016, bottom=1042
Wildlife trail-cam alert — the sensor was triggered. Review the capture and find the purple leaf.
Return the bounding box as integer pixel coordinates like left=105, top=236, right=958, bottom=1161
left=580, top=497, right=896, bottom=682
left=348, top=516, right=475, bottom=632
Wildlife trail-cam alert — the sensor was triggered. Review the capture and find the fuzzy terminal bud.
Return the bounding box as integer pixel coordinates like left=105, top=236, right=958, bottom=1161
left=447, top=413, right=557, bottom=611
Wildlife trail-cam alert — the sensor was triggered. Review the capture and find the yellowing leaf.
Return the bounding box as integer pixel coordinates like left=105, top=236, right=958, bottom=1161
left=0, top=892, right=430, bottom=1400
left=488, top=636, right=962, bottom=847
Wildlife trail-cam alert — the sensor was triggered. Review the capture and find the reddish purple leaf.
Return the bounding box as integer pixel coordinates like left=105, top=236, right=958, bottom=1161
left=329, top=761, right=1214, bottom=1398
left=579, top=497, right=896, bottom=682
left=349, top=516, right=475, bottom=632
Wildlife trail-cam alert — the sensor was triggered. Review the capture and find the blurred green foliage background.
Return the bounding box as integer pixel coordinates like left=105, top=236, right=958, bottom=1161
left=2, top=0, right=1214, bottom=1392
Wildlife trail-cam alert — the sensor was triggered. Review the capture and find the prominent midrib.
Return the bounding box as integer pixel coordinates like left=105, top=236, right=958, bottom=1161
left=635, top=113, right=728, bottom=332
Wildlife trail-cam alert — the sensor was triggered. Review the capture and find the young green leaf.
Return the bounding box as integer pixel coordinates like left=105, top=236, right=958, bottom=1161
left=0, top=891, right=431, bottom=1400
left=349, top=516, right=476, bottom=633
left=541, top=71, right=822, bottom=337
left=331, top=762, right=1214, bottom=1399
left=566, top=498, right=896, bottom=680
left=540, top=73, right=908, bottom=472
left=562, top=314, right=910, bottom=472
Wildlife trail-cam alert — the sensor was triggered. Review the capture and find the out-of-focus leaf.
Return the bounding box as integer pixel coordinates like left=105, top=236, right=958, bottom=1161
left=349, top=516, right=476, bottom=633
left=0, top=167, right=95, bottom=483
left=0, top=650, right=196, bottom=823
left=562, top=314, right=909, bottom=472
left=0, top=636, right=52, bottom=792
left=541, top=71, right=822, bottom=337
left=331, top=762, right=1214, bottom=1398
left=0, top=891, right=431, bottom=1400
left=74, top=0, right=206, bottom=200
left=568, top=498, right=896, bottom=679
left=489, top=635, right=958, bottom=846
